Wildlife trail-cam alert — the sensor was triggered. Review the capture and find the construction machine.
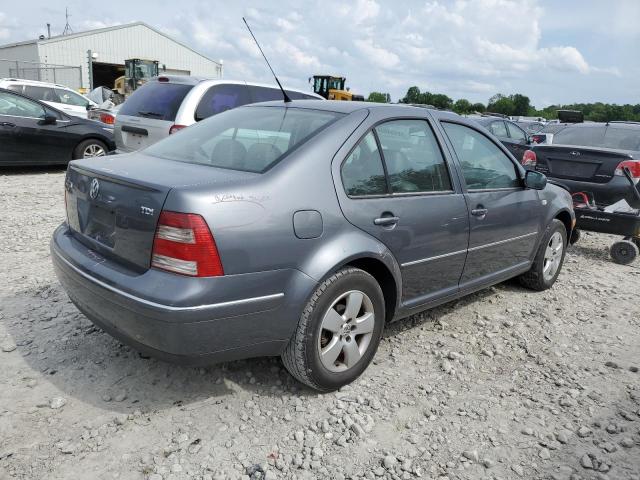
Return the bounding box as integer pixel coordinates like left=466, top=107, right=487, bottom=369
left=114, top=58, right=160, bottom=97
left=310, top=75, right=364, bottom=101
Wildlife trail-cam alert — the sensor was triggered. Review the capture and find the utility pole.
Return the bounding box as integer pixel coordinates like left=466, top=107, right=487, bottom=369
left=87, top=50, right=93, bottom=90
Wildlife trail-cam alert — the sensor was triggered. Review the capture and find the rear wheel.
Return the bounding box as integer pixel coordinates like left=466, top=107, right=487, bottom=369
left=73, top=139, right=108, bottom=159
left=282, top=268, right=385, bottom=391
left=519, top=219, right=567, bottom=291
left=610, top=240, right=638, bottom=265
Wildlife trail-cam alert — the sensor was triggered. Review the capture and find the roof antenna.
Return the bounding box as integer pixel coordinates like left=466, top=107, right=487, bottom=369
left=62, top=7, right=73, bottom=35
left=242, top=17, right=291, bottom=103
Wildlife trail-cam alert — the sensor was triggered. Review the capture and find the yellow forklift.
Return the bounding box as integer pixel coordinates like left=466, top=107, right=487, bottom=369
left=114, top=59, right=160, bottom=97
left=310, top=75, right=364, bottom=101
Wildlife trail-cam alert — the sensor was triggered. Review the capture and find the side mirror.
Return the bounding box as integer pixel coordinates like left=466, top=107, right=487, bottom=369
left=524, top=170, right=547, bottom=190
left=86, top=103, right=92, bottom=111
left=39, top=114, right=58, bottom=125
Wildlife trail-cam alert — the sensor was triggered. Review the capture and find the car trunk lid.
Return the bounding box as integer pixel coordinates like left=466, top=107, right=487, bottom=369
left=64, top=153, right=254, bottom=271
left=534, top=145, right=635, bottom=184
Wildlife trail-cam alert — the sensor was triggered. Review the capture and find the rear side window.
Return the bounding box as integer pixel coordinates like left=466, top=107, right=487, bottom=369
left=195, top=84, right=251, bottom=121
left=342, top=132, right=387, bottom=196
left=507, top=122, right=527, bottom=141
left=54, top=88, right=89, bottom=107
left=442, top=122, right=520, bottom=190
left=6, top=85, right=23, bottom=93
left=489, top=121, right=508, bottom=137
left=375, top=119, right=451, bottom=193
left=250, top=86, right=319, bottom=104
left=602, top=126, right=640, bottom=151
left=23, top=85, right=60, bottom=102
left=145, top=106, right=342, bottom=173
left=119, top=82, right=193, bottom=121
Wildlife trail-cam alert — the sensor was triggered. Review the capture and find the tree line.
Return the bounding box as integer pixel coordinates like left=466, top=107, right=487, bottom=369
left=366, top=87, right=640, bottom=122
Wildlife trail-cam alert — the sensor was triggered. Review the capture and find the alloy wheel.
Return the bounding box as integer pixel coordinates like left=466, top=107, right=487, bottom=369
left=83, top=144, right=106, bottom=158
left=543, top=231, right=564, bottom=281
left=318, top=290, right=375, bottom=373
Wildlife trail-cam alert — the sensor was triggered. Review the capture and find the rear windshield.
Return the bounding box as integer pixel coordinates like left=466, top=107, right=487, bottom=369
left=553, top=125, right=640, bottom=151
left=145, top=106, right=343, bottom=173
left=118, top=82, right=193, bottom=121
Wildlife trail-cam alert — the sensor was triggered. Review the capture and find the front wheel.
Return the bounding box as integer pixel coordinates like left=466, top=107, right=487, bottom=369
left=282, top=268, right=385, bottom=391
left=519, top=219, right=567, bottom=291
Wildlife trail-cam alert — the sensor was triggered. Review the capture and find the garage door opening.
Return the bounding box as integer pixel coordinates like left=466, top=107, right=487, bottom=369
left=92, top=62, right=125, bottom=90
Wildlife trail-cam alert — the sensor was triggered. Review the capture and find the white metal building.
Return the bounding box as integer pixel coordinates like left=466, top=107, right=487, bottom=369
left=0, top=22, right=223, bottom=90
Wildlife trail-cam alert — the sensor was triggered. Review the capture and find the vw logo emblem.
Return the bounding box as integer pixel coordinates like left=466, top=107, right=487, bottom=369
left=89, top=178, right=100, bottom=200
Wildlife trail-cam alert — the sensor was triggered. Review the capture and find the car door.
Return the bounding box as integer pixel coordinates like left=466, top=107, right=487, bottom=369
left=506, top=121, right=530, bottom=163
left=440, top=121, right=544, bottom=290
left=54, top=88, right=91, bottom=118
left=0, top=90, right=72, bottom=164
left=334, top=115, right=469, bottom=306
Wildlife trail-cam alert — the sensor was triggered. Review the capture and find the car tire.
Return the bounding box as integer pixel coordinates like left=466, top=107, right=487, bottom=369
left=282, top=267, right=385, bottom=392
left=610, top=240, right=638, bottom=265
left=519, top=219, right=567, bottom=291
left=73, top=139, right=108, bottom=159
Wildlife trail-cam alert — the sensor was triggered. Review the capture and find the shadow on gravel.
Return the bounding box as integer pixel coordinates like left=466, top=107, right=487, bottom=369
left=0, top=165, right=67, bottom=176
left=3, top=274, right=542, bottom=412
left=571, top=243, right=612, bottom=262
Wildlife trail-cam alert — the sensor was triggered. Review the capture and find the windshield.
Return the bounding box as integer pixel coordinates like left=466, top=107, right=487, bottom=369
left=553, top=125, right=640, bottom=151
left=145, top=106, right=343, bottom=173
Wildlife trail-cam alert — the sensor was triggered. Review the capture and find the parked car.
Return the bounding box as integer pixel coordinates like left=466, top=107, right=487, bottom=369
left=0, top=78, right=97, bottom=118
left=88, top=104, right=121, bottom=127
left=514, top=120, right=546, bottom=135
left=526, top=122, right=640, bottom=207
left=473, top=116, right=532, bottom=162
left=530, top=123, right=573, bottom=145
left=52, top=101, right=574, bottom=391
left=114, top=76, right=324, bottom=153
left=0, top=88, right=115, bottom=166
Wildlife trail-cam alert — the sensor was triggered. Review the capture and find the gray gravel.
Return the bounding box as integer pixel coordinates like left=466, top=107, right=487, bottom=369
left=1, top=167, right=640, bottom=480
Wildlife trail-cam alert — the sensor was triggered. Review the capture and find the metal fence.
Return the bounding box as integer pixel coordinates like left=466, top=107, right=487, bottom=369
left=0, top=59, right=82, bottom=90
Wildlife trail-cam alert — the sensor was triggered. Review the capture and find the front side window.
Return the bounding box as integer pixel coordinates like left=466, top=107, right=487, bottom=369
left=195, top=84, right=251, bottom=121
left=442, top=122, right=520, bottom=190
left=146, top=106, right=342, bottom=173
left=55, top=88, right=89, bottom=107
left=489, top=120, right=508, bottom=137
left=23, top=85, right=59, bottom=103
left=374, top=119, right=451, bottom=193
left=341, top=132, right=387, bottom=196
left=507, top=122, right=527, bottom=141
left=0, top=91, right=45, bottom=118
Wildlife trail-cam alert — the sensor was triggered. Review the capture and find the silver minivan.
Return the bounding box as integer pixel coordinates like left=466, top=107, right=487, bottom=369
left=114, top=76, right=323, bottom=152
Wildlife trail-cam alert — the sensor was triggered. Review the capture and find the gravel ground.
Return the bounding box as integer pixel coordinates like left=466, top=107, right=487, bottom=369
left=1, top=167, right=639, bottom=480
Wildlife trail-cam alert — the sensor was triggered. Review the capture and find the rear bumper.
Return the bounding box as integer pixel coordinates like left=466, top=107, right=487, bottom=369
left=549, top=177, right=640, bottom=208
left=51, top=224, right=316, bottom=364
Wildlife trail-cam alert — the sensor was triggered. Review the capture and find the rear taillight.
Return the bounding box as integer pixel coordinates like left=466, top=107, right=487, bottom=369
left=522, top=150, right=537, bottom=167
left=169, top=124, right=187, bottom=134
left=614, top=160, right=640, bottom=180
left=99, top=112, right=115, bottom=125
left=151, top=211, right=224, bottom=277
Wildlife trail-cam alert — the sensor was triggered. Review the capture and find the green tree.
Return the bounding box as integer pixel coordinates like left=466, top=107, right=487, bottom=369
left=511, top=94, right=532, bottom=116
left=471, top=102, right=486, bottom=113
left=453, top=98, right=472, bottom=114
left=487, top=93, right=515, bottom=116
left=402, top=86, right=422, bottom=104
left=367, top=92, right=391, bottom=103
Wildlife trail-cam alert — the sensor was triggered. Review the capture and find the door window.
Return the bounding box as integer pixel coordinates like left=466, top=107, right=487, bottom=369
left=0, top=91, right=45, bottom=118
left=195, top=84, right=251, bottom=121
left=489, top=120, right=508, bottom=137
left=341, top=132, right=388, bottom=196
left=442, top=122, right=521, bottom=190
left=507, top=122, right=527, bottom=142
left=54, top=88, right=89, bottom=107
left=23, top=85, right=61, bottom=103
left=374, top=119, right=452, bottom=193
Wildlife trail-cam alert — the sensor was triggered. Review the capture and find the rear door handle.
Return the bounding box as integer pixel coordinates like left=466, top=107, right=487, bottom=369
left=0, top=122, right=15, bottom=127
left=374, top=216, right=400, bottom=226
left=471, top=208, right=488, bottom=217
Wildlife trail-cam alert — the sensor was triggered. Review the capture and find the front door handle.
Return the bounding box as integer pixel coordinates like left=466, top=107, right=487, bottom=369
left=374, top=216, right=399, bottom=226
left=471, top=208, right=488, bottom=217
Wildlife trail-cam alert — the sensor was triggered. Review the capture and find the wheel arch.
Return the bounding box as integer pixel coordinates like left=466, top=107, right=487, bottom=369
left=554, top=208, right=573, bottom=241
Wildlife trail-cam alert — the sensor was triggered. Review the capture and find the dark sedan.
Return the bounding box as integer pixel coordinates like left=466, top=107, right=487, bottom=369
left=527, top=122, right=640, bottom=208
left=51, top=100, right=573, bottom=391
left=0, top=87, right=115, bottom=166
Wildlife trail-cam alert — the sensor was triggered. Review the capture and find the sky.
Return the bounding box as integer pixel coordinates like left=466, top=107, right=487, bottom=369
left=0, top=0, right=638, bottom=108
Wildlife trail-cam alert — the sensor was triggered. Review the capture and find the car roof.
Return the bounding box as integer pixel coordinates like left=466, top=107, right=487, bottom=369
left=147, top=76, right=324, bottom=99
left=0, top=77, right=72, bottom=89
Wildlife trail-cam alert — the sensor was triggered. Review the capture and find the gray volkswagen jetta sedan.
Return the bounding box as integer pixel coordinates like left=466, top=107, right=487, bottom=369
left=52, top=100, right=575, bottom=391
